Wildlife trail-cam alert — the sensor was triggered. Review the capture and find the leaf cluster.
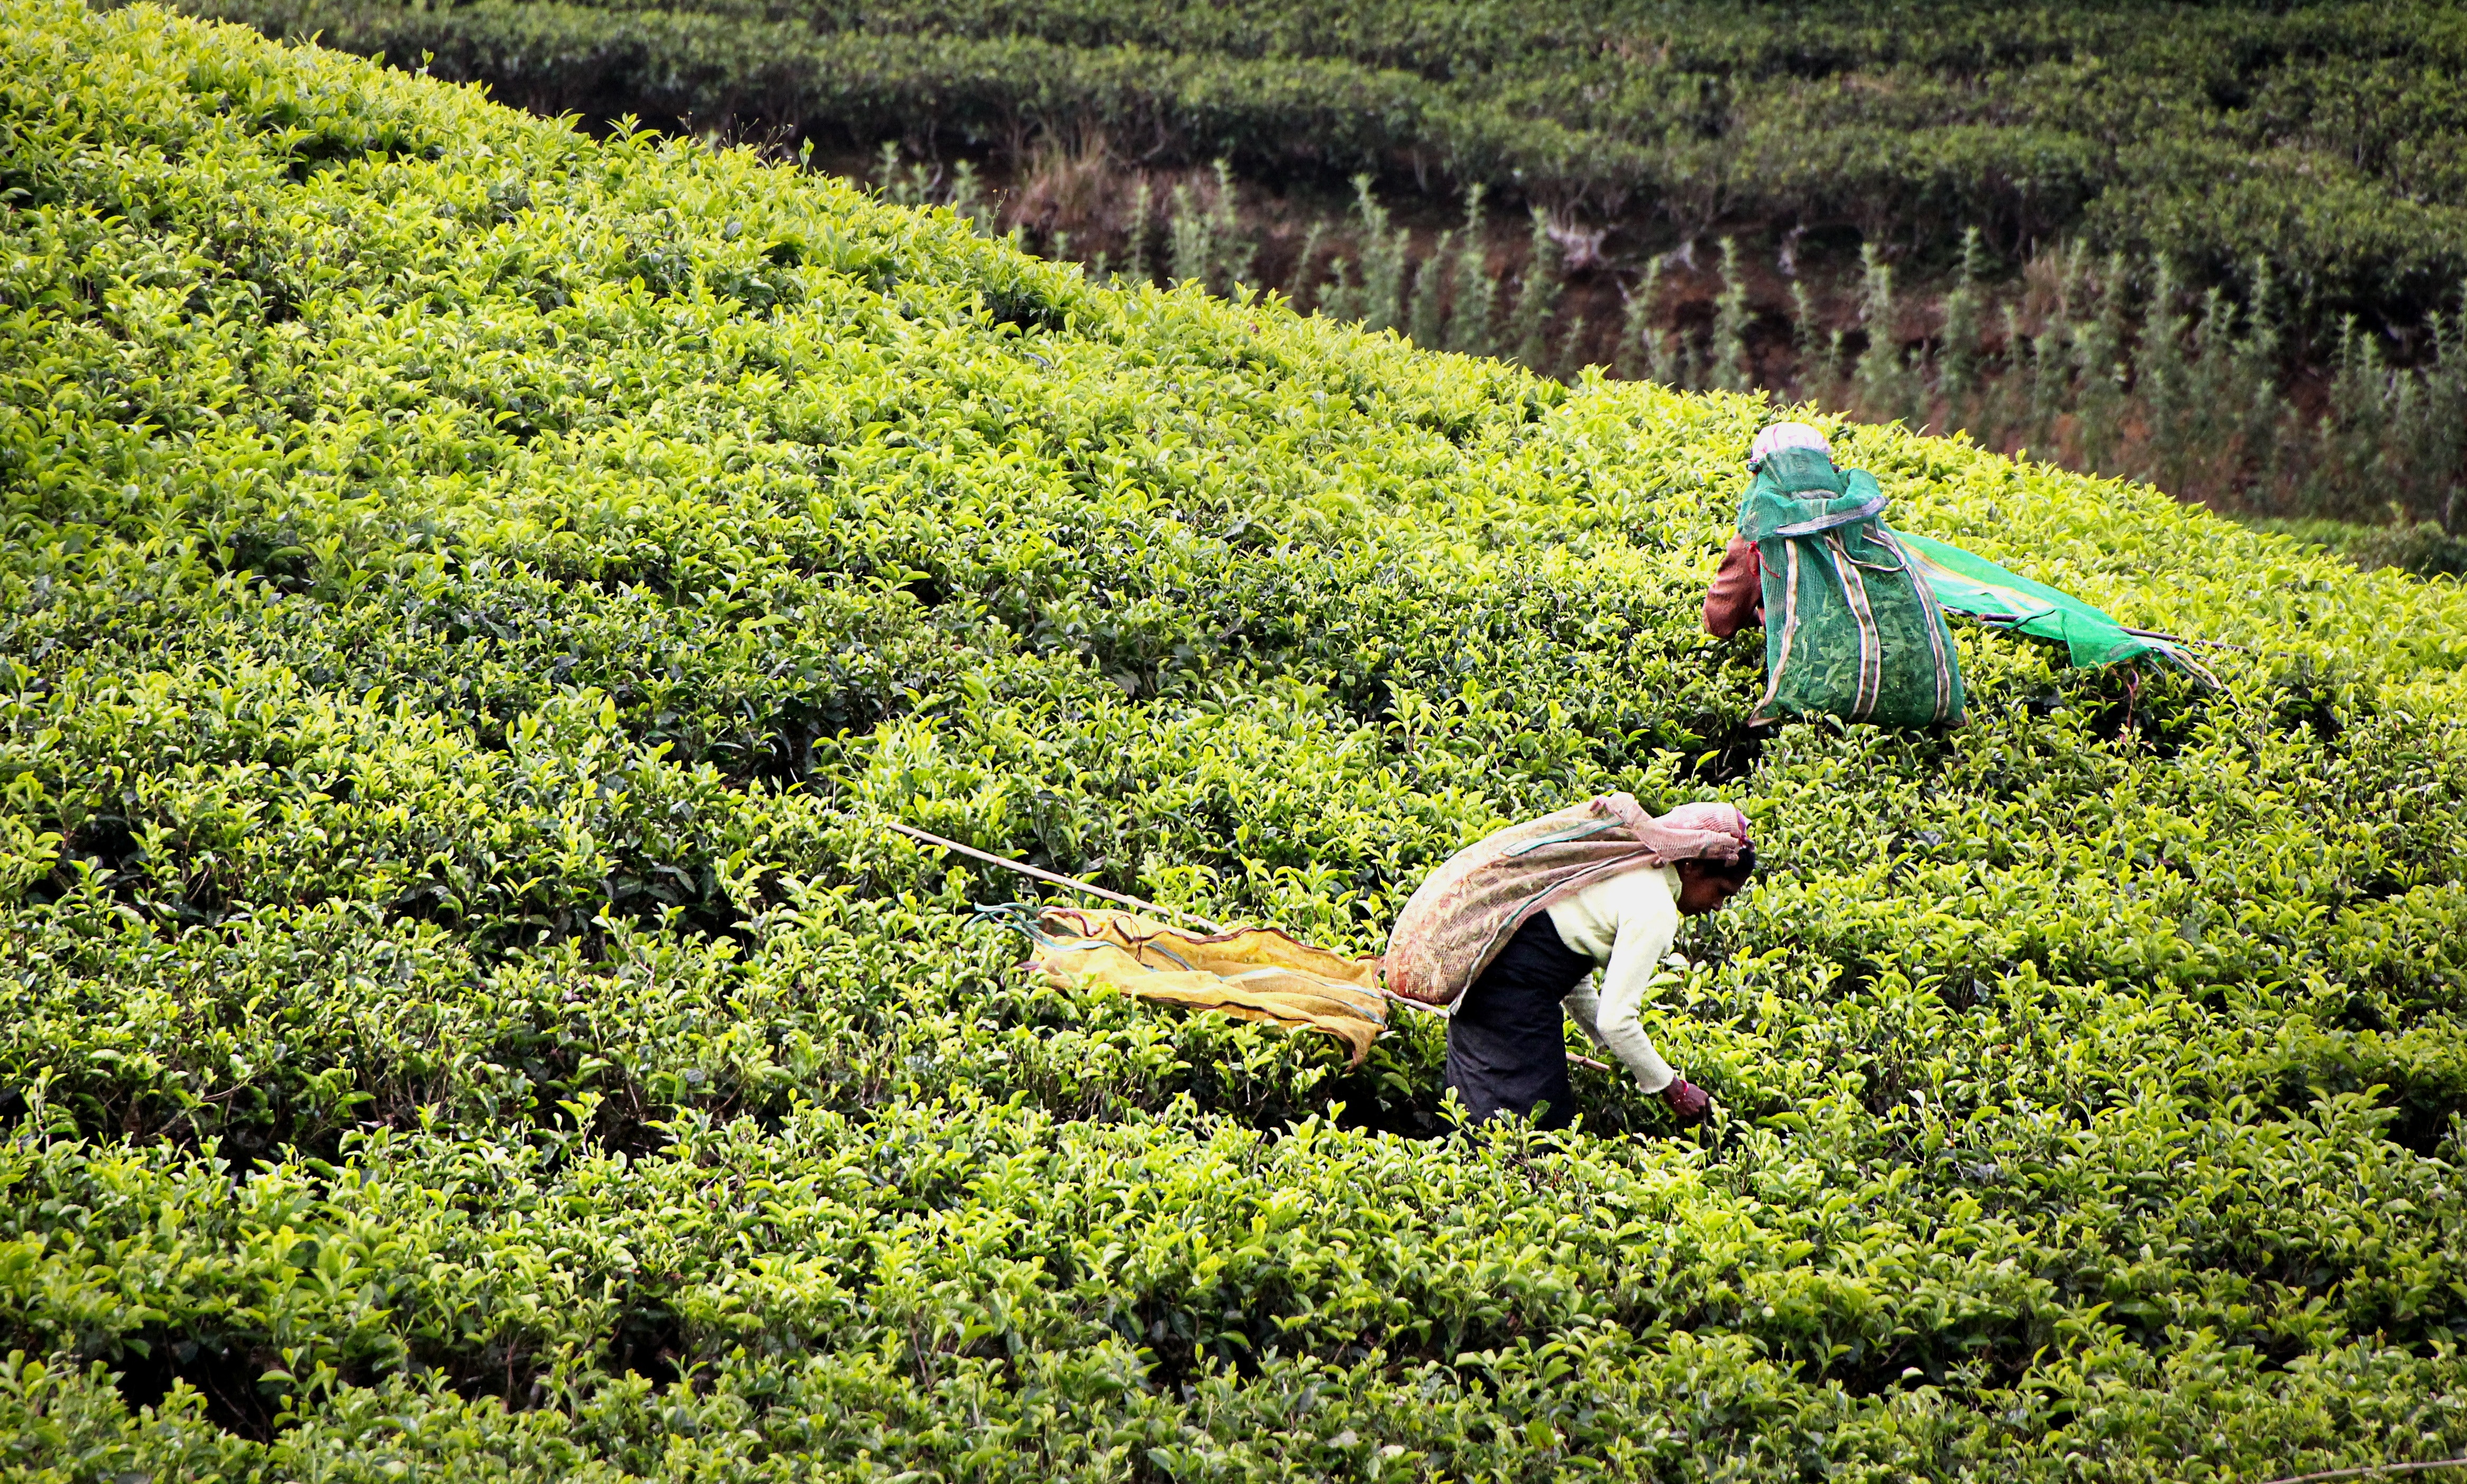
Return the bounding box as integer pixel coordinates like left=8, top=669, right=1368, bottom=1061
left=6, top=3, right=2467, bottom=1478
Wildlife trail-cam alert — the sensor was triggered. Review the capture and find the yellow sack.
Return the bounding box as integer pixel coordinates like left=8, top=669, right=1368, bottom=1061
left=1023, top=906, right=1391, bottom=1064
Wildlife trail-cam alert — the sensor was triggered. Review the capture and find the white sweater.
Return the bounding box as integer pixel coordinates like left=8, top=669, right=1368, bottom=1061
left=1545, top=865, right=1681, bottom=1092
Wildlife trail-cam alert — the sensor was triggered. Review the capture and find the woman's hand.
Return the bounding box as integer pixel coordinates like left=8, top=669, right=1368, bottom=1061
left=1660, top=1076, right=1715, bottom=1125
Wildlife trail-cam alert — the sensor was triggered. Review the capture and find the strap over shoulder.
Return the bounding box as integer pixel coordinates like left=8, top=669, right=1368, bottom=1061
left=1739, top=450, right=1887, bottom=541
left=1383, top=795, right=1752, bottom=1006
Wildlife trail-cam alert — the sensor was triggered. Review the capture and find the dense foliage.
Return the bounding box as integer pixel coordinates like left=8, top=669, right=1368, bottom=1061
left=2252, top=518, right=2467, bottom=581
left=173, top=0, right=2467, bottom=327
left=954, top=172, right=2467, bottom=532
left=170, top=0, right=2467, bottom=535
left=8, top=3, right=2467, bottom=1478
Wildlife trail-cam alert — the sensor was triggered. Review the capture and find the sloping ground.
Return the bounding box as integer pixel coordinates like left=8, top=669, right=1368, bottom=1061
left=4, top=3, right=2467, bottom=1477
left=173, top=0, right=2467, bottom=328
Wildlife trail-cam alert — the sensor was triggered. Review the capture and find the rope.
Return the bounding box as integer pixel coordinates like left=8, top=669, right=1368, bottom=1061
left=884, top=820, right=1224, bottom=933
left=2254, top=1458, right=2467, bottom=1484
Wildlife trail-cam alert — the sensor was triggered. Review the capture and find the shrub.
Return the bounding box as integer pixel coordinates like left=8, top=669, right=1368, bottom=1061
left=170, top=0, right=2467, bottom=329
left=5, top=2, right=2467, bottom=1477
left=2245, top=518, right=2467, bottom=581
left=162, top=0, right=2467, bottom=530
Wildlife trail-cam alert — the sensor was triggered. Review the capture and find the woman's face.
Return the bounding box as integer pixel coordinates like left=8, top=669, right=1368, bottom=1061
left=1674, top=864, right=1747, bottom=916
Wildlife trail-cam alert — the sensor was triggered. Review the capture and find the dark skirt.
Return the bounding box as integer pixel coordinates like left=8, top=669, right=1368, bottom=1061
left=1443, top=912, right=1593, bottom=1129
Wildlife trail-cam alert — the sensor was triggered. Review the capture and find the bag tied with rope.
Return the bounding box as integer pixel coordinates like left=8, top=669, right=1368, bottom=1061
left=1381, top=795, right=1752, bottom=1009
left=1742, top=446, right=1965, bottom=728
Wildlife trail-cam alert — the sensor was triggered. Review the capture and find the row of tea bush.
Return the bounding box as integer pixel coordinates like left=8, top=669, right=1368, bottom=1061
left=175, top=0, right=2467, bottom=326
left=897, top=162, right=2467, bottom=536
left=6, top=3, right=2467, bottom=1477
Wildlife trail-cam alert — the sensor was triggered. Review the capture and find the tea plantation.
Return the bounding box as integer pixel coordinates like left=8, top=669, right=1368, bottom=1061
left=8, top=3, right=2467, bottom=1478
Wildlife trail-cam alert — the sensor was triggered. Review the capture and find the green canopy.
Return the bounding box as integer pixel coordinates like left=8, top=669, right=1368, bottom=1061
left=1895, top=531, right=2191, bottom=673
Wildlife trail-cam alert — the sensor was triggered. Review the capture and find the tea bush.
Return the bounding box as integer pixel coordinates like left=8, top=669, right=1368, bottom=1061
left=6, top=3, right=2467, bottom=1477
left=173, top=0, right=2467, bottom=328
left=2249, top=518, right=2467, bottom=581
left=163, top=0, right=2467, bottom=532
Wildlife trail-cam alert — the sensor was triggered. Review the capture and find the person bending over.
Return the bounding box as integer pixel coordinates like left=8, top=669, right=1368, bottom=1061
left=1445, top=846, right=1752, bottom=1130
left=1384, top=797, right=1755, bottom=1131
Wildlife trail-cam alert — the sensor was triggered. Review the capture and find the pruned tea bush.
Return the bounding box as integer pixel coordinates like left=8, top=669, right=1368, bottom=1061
left=166, top=0, right=2467, bottom=531
left=4, top=3, right=2467, bottom=1477
left=172, top=0, right=2467, bottom=330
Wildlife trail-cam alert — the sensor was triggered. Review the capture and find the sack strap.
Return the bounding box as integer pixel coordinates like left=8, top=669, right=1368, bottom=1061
left=1766, top=491, right=1888, bottom=539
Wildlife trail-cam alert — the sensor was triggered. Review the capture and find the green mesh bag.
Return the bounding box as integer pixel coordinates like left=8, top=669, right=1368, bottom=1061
left=1741, top=448, right=1966, bottom=728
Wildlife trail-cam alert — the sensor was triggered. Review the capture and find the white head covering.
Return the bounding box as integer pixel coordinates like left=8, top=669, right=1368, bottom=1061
left=1748, top=421, right=1832, bottom=469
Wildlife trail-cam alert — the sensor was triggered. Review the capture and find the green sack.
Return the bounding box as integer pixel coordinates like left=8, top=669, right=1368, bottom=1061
left=1895, top=530, right=2186, bottom=671
left=1741, top=448, right=1966, bottom=728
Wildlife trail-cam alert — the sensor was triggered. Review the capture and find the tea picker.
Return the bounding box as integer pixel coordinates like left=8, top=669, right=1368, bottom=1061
left=1705, top=423, right=2215, bottom=725
left=1381, top=795, right=1754, bottom=1130
left=887, top=799, right=1756, bottom=1129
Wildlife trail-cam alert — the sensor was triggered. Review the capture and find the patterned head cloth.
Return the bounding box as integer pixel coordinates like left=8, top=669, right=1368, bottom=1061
left=1748, top=421, right=1832, bottom=469
left=1653, top=800, right=1753, bottom=854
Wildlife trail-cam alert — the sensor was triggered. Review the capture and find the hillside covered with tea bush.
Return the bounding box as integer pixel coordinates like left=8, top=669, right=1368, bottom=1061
left=178, top=0, right=2467, bottom=326
left=174, top=0, right=2467, bottom=543
left=7, top=3, right=2467, bottom=1477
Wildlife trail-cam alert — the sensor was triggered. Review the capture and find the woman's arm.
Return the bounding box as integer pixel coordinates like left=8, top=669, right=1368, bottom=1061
left=1703, top=535, right=1764, bottom=637
left=1558, top=874, right=1681, bottom=1092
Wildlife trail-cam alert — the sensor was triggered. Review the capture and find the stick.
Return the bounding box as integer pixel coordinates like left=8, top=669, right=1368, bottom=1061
left=2117, top=624, right=2253, bottom=654
left=1950, top=611, right=2227, bottom=688
left=2254, top=1459, right=2467, bottom=1484
left=1954, top=610, right=2250, bottom=655
left=892, top=822, right=1617, bottom=1073
left=883, top=820, right=1225, bottom=933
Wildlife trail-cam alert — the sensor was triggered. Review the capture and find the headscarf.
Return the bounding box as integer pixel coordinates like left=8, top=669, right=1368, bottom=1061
left=1649, top=800, right=1754, bottom=855
left=1748, top=421, right=1832, bottom=470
